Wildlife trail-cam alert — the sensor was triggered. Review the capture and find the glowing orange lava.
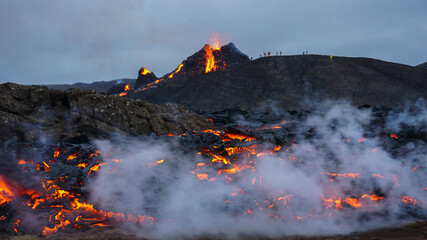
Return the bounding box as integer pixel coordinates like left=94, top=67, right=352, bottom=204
left=168, top=64, right=184, bottom=79
left=401, top=196, right=417, bottom=205
left=205, top=45, right=218, bottom=73
left=148, top=159, right=164, bottom=168
left=141, top=68, right=151, bottom=75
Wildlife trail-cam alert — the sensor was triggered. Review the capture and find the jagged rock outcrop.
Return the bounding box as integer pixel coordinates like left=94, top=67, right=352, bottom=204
left=0, top=83, right=214, bottom=143
left=130, top=55, right=427, bottom=111
left=134, top=68, right=158, bottom=89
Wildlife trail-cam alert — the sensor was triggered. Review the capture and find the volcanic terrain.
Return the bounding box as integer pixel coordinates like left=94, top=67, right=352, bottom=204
left=1, top=42, right=426, bottom=239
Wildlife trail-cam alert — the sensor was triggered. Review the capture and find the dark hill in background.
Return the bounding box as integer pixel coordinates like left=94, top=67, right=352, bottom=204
left=129, top=55, right=427, bottom=111
left=417, top=61, right=427, bottom=69
left=47, top=78, right=136, bottom=93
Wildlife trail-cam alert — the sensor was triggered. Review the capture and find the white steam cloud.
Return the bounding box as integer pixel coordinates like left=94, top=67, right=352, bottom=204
left=89, top=101, right=426, bottom=239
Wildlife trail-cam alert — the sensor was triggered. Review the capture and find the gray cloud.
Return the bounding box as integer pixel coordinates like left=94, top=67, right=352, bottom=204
left=0, top=0, right=426, bottom=85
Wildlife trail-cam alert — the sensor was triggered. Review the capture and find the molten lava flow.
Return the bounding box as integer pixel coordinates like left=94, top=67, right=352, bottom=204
left=345, top=198, right=362, bottom=208
left=40, top=197, right=154, bottom=236
left=0, top=175, right=14, bottom=205
left=323, top=172, right=361, bottom=182
left=201, top=129, right=223, bottom=137
left=13, top=219, right=20, bottom=232
left=87, top=163, right=107, bottom=175
left=119, top=84, right=131, bottom=97
left=212, top=154, right=230, bottom=164
left=18, top=159, right=27, bottom=164
left=141, top=68, right=151, bottom=75
left=222, top=133, right=256, bottom=142
left=0, top=175, right=39, bottom=205
left=361, top=194, right=384, bottom=201
left=67, top=153, right=78, bottom=161
left=205, top=45, right=218, bottom=73
left=161, top=132, right=176, bottom=137
left=2, top=115, right=425, bottom=236
left=401, top=196, right=417, bottom=205
left=148, top=159, right=164, bottom=168
left=197, top=173, right=216, bottom=181
left=2, top=149, right=155, bottom=236
left=53, top=149, right=61, bottom=158
left=168, top=64, right=184, bottom=79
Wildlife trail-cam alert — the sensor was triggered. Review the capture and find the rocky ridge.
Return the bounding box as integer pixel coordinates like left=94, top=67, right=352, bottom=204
left=0, top=82, right=214, bottom=143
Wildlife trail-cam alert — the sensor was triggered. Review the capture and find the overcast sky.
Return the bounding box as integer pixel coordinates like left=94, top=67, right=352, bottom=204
left=1, top=0, right=426, bottom=85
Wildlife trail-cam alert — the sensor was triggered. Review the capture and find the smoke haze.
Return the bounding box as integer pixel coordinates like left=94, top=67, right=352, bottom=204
left=89, top=101, right=426, bottom=238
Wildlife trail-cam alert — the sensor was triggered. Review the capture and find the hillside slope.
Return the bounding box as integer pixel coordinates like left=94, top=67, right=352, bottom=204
left=130, top=55, right=427, bottom=111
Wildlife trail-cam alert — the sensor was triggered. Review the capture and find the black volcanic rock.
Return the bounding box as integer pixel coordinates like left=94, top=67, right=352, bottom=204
left=0, top=83, right=214, bottom=143
left=130, top=55, right=427, bottom=111
left=134, top=67, right=158, bottom=89
left=213, top=43, right=250, bottom=70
